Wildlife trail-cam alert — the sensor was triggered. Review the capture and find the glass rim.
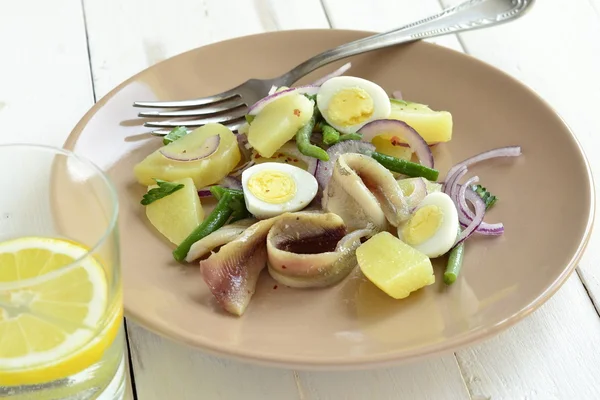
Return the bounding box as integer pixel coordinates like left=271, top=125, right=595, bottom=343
left=0, top=143, right=119, bottom=275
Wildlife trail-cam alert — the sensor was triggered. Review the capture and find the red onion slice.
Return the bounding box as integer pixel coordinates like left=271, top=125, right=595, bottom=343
left=455, top=187, right=486, bottom=247
left=236, top=133, right=252, bottom=157
left=465, top=190, right=504, bottom=235
left=444, top=146, right=521, bottom=189
left=198, top=187, right=214, bottom=198
left=358, top=119, right=434, bottom=168
left=443, top=165, right=467, bottom=200
left=391, top=90, right=403, bottom=100
left=278, top=142, right=318, bottom=175
left=311, top=62, right=352, bottom=86
left=229, top=160, right=255, bottom=178
left=458, top=176, right=480, bottom=217
left=315, top=140, right=376, bottom=191
left=401, top=178, right=427, bottom=210
left=197, top=177, right=242, bottom=198
left=445, top=170, right=505, bottom=236
left=248, top=85, right=319, bottom=116
left=219, top=176, right=243, bottom=190
left=159, top=135, right=220, bottom=162
left=442, top=146, right=520, bottom=235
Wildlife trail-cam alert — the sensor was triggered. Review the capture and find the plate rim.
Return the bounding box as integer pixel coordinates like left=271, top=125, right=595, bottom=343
left=65, top=29, right=596, bottom=370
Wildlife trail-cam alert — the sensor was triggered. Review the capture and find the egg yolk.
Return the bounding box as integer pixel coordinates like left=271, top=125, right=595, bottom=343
left=247, top=170, right=297, bottom=204
left=326, top=87, right=374, bottom=127
left=402, top=205, right=443, bottom=245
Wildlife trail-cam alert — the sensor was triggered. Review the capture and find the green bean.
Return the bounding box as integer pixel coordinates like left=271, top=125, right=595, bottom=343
left=371, top=151, right=439, bottom=181
left=230, top=208, right=250, bottom=223
left=444, top=240, right=464, bottom=285
left=339, top=133, right=362, bottom=141
left=322, top=124, right=340, bottom=145
left=209, top=186, right=244, bottom=202
left=172, top=192, right=233, bottom=262
left=295, top=113, right=330, bottom=161
left=305, top=94, right=317, bottom=103
left=472, top=184, right=498, bottom=210
left=210, top=186, right=249, bottom=223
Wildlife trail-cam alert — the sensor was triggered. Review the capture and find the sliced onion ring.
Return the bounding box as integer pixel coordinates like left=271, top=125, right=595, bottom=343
left=454, top=184, right=486, bottom=247
left=391, top=90, right=403, bottom=100
left=159, top=135, right=220, bottom=162
left=444, top=167, right=505, bottom=236
left=398, top=177, right=427, bottom=210
left=236, top=133, right=252, bottom=157
left=229, top=160, right=255, bottom=178
left=443, top=146, right=521, bottom=190
left=219, top=176, right=242, bottom=190
left=442, top=146, right=521, bottom=236
left=311, top=62, right=352, bottom=86
left=198, top=187, right=214, bottom=198
left=278, top=142, right=318, bottom=175
left=197, top=177, right=242, bottom=198
left=446, top=166, right=468, bottom=205
left=315, top=140, right=376, bottom=191
left=358, top=119, right=433, bottom=168
left=465, top=190, right=504, bottom=235
left=248, top=85, right=319, bottom=116
left=458, top=176, right=480, bottom=220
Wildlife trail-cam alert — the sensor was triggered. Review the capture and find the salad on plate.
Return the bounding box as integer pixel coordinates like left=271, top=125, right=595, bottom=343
left=133, top=63, right=521, bottom=316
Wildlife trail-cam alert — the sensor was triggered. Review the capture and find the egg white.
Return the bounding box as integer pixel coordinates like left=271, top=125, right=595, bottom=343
left=398, top=192, right=459, bottom=258
left=317, top=76, right=391, bottom=134
left=241, top=162, right=318, bottom=219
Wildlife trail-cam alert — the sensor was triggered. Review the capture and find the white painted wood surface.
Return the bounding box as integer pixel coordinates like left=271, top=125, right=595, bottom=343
left=0, top=1, right=133, bottom=398
left=2, top=0, right=600, bottom=399
left=324, top=0, right=600, bottom=398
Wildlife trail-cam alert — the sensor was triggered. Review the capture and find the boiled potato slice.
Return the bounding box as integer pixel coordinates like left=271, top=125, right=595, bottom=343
left=248, top=93, right=313, bottom=158
left=145, top=178, right=204, bottom=245
left=371, top=135, right=413, bottom=160
left=388, top=100, right=453, bottom=144
left=134, top=123, right=240, bottom=188
left=356, top=231, right=435, bottom=299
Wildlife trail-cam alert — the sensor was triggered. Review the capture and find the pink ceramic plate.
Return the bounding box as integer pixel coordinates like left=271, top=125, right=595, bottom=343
left=65, top=30, right=594, bottom=369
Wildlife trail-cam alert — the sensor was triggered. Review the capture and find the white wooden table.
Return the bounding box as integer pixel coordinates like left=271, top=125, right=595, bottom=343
left=3, top=1, right=600, bottom=399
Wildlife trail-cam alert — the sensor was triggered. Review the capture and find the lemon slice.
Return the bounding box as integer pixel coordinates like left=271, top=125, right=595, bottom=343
left=0, top=237, right=121, bottom=386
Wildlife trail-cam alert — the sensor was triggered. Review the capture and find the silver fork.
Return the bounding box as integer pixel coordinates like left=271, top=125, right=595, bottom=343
left=135, top=0, right=535, bottom=135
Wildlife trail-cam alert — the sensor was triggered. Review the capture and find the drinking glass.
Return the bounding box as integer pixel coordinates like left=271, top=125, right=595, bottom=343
left=0, top=144, right=125, bottom=399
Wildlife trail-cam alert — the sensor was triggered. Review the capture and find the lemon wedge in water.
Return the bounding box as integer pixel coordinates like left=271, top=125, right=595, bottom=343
left=0, top=237, right=121, bottom=386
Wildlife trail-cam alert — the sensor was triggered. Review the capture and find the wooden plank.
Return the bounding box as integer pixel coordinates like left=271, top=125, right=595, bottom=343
left=438, top=0, right=600, bottom=313
left=81, top=0, right=330, bottom=100
left=321, top=0, right=463, bottom=51
left=124, top=331, right=135, bottom=400
left=297, top=357, right=470, bottom=400
left=433, top=0, right=600, bottom=397
left=455, top=275, right=600, bottom=400
left=0, top=1, right=137, bottom=398
left=126, top=323, right=301, bottom=400
left=325, top=0, right=600, bottom=398
left=0, top=0, right=93, bottom=146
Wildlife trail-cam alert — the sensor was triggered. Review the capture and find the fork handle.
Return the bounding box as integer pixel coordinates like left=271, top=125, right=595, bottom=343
left=278, top=0, right=534, bottom=85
